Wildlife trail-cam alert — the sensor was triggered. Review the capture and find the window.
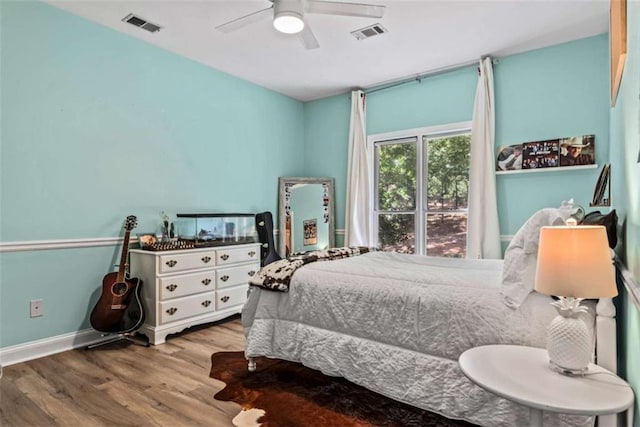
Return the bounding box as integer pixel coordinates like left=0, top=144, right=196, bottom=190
left=371, top=123, right=471, bottom=257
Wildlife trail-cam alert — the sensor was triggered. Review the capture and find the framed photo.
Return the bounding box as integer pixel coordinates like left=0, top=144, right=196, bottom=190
left=496, top=144, right=524, bottom=171
left=610, top=0, right=627, bottom=106
left=558, top=135, right=595, bottom=167
left=496, top=135, right=595, bottom=174
left=303, top=219, right=318, bottom=245
left=137, top=233, right=158, bottom=248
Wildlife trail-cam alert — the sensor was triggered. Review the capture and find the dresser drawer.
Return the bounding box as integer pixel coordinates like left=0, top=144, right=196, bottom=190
left=216, top=246, right=259, bottom=266
left=159, top=271, right=215, bottom=300
left=159, top=292, right=216, bottom=324
left=216, top=285, right=248, bottom=310
left=159, top=250, right=216, bottom=274
left=217, top=264, right=259, bottom=289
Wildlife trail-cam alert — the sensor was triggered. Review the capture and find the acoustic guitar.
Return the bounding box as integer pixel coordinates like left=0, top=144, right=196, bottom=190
left=90, top=215, right=145, bottom=334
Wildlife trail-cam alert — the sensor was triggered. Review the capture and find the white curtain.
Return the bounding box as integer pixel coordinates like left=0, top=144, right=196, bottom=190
left=345, top=90, right=371, bottom=247
left=467, top=57, right=502, bottom=259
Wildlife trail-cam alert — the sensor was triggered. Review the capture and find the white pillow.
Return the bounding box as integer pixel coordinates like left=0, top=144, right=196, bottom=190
left=501, top=208, right=570, bottom=309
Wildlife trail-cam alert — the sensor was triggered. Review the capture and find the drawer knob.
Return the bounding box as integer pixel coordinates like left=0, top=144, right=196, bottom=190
left=248, top=250, right=256, bottom=257
left=220, top=275, right=229, bottom=282
left=166, top=307, right=178, bottom=315
left=220, top=296, right=230, bottom=303
left=201, top=278, right=212, bottom=286
left=248, top=270, right=256, bottom=277
left=165, top=260, right=177, bottom=268
left=220, top=254, right=230, bottom=261
left=201, top=256, right=212, bottom=263
left=166, top=284, right=178, bottom=292
left=201, top=300, right=212, bottom=308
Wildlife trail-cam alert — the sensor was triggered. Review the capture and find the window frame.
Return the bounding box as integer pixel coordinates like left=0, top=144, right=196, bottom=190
left=368, top=121, right=472, bottom=256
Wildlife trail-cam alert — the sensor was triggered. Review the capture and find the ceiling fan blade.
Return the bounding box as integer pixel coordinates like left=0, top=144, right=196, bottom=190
left=305, top=1, right=385, bottom=18
left=215, top=6, right=273, bottom=33
left=300, top=21, right=320, bottom=50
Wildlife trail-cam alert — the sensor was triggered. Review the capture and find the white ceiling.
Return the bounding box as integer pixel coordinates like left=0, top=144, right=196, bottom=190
left=45, top=0, right=609, bottom=102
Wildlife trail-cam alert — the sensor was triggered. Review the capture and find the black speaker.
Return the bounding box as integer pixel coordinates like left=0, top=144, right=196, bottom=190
left=255, top=212, right=282, bottom=266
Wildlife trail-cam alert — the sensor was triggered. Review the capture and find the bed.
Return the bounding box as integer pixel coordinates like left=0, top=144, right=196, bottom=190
left=242, top=208, right=618, bottom=427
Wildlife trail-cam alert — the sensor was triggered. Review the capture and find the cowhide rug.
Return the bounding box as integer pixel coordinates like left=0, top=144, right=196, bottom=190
left=210, top=351, right=477, bottom=427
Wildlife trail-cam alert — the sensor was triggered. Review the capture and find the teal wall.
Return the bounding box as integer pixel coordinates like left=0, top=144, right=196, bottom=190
left=610, top=1, right=640, bottom=423
left=366, top=67, right=477, bottom=136
left=0, top=1, right=304, bottom=347
left=304, top=35, right=610, bottom=236
left=494, top=36, right=610, bottom=233
left=303, top=96, right=351, bottom=227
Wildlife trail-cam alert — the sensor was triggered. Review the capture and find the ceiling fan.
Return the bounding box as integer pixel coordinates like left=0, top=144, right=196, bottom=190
left=215, top=0, right=385, bottom=50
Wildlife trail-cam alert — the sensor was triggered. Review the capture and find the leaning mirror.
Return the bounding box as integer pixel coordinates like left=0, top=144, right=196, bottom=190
left=278, top=177, right=335, bottom=257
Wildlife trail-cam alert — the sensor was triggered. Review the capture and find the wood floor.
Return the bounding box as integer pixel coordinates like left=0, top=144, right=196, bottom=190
left=0, top=316, right=246, bottom=426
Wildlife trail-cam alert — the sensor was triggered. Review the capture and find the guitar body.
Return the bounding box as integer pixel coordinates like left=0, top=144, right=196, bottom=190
left=90, top=272, right=144, bottom=333
left=89, top=215, right=145, bottom=334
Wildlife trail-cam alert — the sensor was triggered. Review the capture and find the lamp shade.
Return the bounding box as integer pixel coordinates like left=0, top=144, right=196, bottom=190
left=534, top=225, right=617, bottom=298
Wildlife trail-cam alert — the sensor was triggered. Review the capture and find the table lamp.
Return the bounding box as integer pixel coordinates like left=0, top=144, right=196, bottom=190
left=534, top=221, right=617, bottom=375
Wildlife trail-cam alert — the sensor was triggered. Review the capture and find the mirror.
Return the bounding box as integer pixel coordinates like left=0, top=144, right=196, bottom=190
left=278, top=177, right=335, bottom=257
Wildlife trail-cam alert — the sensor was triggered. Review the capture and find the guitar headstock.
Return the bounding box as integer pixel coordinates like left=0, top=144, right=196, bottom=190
left=124, top=215, right=138, bottom=231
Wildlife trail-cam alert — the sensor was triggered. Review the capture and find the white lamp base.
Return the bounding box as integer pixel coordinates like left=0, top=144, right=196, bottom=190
left=547, top=312, right=592, bottom=375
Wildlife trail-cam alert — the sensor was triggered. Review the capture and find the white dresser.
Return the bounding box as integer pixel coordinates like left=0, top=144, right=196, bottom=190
left=129, top=243, right=260, bottom=344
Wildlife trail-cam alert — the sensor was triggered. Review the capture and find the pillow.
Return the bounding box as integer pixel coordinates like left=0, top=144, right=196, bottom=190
left=501, top=207, right=571, bottom=309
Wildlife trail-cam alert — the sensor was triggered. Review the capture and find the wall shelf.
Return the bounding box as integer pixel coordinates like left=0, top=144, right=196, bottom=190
left=496, top=164, right=598, bottom=176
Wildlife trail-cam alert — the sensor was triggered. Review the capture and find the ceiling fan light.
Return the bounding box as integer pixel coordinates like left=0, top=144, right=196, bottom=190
left=274, top=12, right=304, bottom=34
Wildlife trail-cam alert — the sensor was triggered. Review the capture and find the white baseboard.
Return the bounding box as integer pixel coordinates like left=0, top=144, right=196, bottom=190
left=0, top=328, right=107, bottom=367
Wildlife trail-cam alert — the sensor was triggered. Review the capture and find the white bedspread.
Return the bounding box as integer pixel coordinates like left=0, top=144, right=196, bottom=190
left=243, top=252, right=595, bottom=427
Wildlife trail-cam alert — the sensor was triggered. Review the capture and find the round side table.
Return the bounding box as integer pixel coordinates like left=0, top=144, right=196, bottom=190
left=459, top=345, right=634, bottom=427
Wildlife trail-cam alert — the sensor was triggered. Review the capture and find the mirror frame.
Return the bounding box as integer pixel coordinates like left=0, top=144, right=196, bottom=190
left=278, top=177, right=335, bottom=257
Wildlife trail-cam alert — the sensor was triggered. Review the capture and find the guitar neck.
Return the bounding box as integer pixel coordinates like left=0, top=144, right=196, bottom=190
left=116, top=230, right=132, bottom=283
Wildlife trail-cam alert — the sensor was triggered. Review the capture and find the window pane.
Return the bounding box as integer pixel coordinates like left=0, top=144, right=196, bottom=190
left=376, top=142, right=416, bottom=211
left=378, top=214, right=415, bottom=254
left=424, top=135, right=471, bottom=211
left=425, top=213, right=467, bottom=258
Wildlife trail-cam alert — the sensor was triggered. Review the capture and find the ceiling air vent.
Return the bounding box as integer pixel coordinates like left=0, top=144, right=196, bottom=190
left=122, top=13, right=161, bottom=33
left=351, top=23, right=387, bottom=41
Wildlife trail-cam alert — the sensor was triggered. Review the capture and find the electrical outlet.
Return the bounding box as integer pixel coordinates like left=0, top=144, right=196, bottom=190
left=30, top=299, right=43, bottom=317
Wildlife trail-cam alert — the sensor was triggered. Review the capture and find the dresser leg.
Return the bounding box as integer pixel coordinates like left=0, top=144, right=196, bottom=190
left=529, top=408, right=543, bottom=427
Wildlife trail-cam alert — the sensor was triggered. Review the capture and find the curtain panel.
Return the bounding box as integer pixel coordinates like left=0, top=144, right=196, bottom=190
left=345, top=90, right=371, bottom=247
left=467, top=58, right=502, bottom=259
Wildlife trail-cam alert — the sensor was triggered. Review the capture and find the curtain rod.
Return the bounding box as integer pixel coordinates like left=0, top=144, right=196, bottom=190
left=363, top=57, right=499, bottom=96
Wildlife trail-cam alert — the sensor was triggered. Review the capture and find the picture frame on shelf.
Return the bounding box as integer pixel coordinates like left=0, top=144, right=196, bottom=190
left=496, top=134, right=596, bottom=175
left=137, top=233, right=158, bottom=249
left=591, top=163, right=611, bottom=207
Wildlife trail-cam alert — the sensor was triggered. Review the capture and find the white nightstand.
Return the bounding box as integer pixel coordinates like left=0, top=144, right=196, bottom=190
left=459, top=345, right=634, bottom=427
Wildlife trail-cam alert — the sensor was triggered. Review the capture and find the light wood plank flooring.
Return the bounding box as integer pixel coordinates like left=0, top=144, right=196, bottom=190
left=1, top=316, right=245, bottom=426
